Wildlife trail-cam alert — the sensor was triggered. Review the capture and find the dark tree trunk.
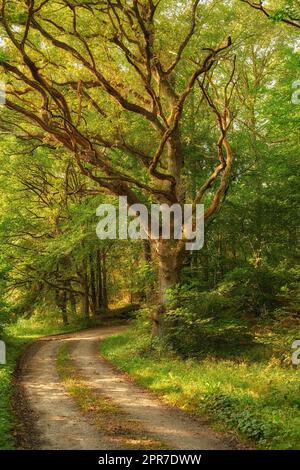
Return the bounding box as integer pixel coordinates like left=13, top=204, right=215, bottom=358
left=96, top=249, right=103, bottom=314
left=101, top=251, right=108, bottom=310
left=89, top=255, right=97, bottom=316
left=55, top=284, right=69, bottom=326
left=80, top=259, right=89, bottom=319
left=68, top=285, right=77, bottom=316
left=143, top=239, right=152, bottom=263
left=60, top=287, right=69, bottom=325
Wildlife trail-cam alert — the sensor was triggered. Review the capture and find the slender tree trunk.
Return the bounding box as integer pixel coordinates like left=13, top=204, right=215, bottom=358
left=101, top=251, right=108, bottom=310
left=143, top=239, right=151, bottom=263
left=218, top=233, right=224, bottom=278
left=96, top=249, right=103, bottom=314
left=203, top=252, right=209, bottom=284
left=89, top=255, right=97, bottom=316
left=80, top=260, right=89, bottom=319
left=68, top=285, right=77, bottom=316
left=60, top=287, right=69, bottom=325
left=55, top=285, right=69, bottom=326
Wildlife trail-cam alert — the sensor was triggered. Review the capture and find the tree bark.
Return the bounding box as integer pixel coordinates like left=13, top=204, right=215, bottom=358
left=60, top=288, right=69, bottom=325
left=152, top=239, right=183, bottom=337
left=96, top=249, right=103, bottom=314
left=89, top=255, right=97, bottom=316
left=101, top=251, right=108, bottom=311
left=68, top=285, right=77, bottom=316
left=143, top=239, right=152, bottom=263
left=55, top=285, right=69, bottom=326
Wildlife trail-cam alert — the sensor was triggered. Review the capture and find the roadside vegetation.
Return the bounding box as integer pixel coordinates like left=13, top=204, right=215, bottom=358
left=101, top=309, right=300, bottom=450
left=0, top=314, right=97, bottom=450
left=0, top=0, right=299, bottom=451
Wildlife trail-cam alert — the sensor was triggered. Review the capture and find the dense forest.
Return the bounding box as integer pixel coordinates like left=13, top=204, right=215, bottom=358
left=0, top=0, right=299, bottom=452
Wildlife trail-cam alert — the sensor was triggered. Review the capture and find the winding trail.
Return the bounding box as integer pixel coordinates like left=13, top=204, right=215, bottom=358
left=15, top=326, right=235, bottom=450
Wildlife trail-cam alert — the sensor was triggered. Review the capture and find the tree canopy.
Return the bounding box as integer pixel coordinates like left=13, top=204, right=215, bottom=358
left=0, top=0, right=298, bottom=333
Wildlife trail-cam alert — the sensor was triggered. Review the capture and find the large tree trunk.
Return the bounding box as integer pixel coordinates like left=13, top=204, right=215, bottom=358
left=152, top=239, right=183, bottom=337
left=151, top=132, right=185, bottom=337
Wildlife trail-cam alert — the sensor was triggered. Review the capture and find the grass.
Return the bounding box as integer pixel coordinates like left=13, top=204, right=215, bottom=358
left=0, top=334, right=30, bottom=449
left=57, top=343, right=167, bottom=450
left=0, top=315, right=97, bottom=450
left=100, top=317, right=300, bottom=450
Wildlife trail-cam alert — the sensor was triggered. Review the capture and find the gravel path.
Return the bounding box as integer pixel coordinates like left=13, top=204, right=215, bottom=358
left=15, top=326, right=234, bottom=450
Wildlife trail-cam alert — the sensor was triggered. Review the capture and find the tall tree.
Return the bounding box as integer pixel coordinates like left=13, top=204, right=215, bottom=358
left=1, top=0, right=289, bottom=333
left=0, top=0, right=238, bottom=334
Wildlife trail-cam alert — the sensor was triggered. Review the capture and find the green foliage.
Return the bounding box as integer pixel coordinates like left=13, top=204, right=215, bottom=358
left=221, top=265, right=298, bottom=316
left=269, top=1, right=300, bottom=22
left=0, top=335, right=30, bottom=449
left=0, top=51, right=9, bottom=63
left=0, top=0, right=298, bottom=451
left=205, top=392, right=276, bottom=442
left=162, top=265, right=299, bottom=358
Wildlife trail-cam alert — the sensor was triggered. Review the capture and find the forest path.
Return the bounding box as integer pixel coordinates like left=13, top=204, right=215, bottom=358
left=15, top=325, right=233, bottom=450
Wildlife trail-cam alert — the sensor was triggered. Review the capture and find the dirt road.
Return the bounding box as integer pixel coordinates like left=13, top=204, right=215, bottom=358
left=14, top=326, right=235, bottom=450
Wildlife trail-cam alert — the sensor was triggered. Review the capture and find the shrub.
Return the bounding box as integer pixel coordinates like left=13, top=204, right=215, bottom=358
left=161, top=265, right=299, bottom=357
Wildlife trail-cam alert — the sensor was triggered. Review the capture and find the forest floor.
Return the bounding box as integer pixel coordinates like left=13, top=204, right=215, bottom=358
left=13, top=325, right=241, bottom=450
